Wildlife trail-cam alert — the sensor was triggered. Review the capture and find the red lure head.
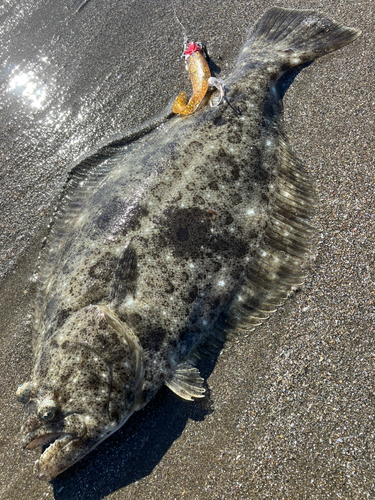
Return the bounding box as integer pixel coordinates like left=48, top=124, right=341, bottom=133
left=184, top=42, right=205, bottom=59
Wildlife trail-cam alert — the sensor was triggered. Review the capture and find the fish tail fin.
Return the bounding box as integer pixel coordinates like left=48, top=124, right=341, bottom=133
left=244, top=7, right=361, bottom=68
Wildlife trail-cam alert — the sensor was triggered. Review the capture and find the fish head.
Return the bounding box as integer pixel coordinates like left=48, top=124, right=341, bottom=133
left=17, top=305, right=145, bottom=480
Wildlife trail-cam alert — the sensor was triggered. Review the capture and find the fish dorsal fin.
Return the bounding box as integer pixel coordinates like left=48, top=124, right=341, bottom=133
left=190, top=138, right=317, bottom=361
left=165, top=363, right=205, bottom=401
left=34, top=109, right=173, bottom=334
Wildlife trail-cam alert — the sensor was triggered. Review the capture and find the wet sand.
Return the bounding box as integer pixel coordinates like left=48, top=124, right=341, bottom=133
left=0, top=0, right=373, bottom=498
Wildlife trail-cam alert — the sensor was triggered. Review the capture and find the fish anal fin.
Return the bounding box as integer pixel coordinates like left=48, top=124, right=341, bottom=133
left=218, top=139, right=317, bottom=335
left=165, top=363, right=205, bottom=401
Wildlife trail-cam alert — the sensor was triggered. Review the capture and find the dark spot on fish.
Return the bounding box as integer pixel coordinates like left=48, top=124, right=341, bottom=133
left=156, top=207, right=249, bottom=263
left=231, top=165, right=240, bottom=180
left=193, top=195, right=205, bottom=205
left=176, top=227, right=189, bottom=241
left=187, top=285, right=198, bottom=303
left=230, top=193, right=242, bottom=205
left=88, top=253, right=116, bottom=281
left=93, top=197, right=124, bottom=230
left=164, top=280, right=175, bottom=294
left=183, top=141, right=203, bottom=156
left=212, top=261, right=222, bottom=272
left=56, top=309, right=71, bottom=328
left=151, top=182, right=168, bottom=202
left=217, top=147, right=229, bottom=159
left=213, top=116, right=226, bottom=126
left=156, top=207, right=210, bottom=257
left=231, top=266, right=244, bottom=281
left=86, top=372, right=102, bottom=387
left=143, top=326, right=168, bottom=351
left=208, top=181, right=219, bottom=191
left=181, top=272, right=189, bottom=282
left=127, top=312, right=142, bottom=327
left=125, top=204, right=149, bottom=232
left=222, top=212, right=234, bottom=225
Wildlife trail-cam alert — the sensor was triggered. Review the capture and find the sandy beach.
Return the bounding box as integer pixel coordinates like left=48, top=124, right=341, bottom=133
left=0, top=0, right=373, bottom=498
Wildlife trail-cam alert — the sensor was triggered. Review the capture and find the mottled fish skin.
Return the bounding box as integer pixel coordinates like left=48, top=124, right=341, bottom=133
left=16, top=7, right=360, bottom=480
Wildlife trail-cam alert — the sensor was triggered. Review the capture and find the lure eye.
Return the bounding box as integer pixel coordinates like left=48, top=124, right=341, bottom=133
left=16, top=381, right=32, bottom=403
left=38, top=399, right=58, bottom=421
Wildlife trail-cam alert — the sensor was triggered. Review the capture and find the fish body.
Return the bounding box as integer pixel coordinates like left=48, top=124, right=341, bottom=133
left=17, top=7, right=360, bottom=480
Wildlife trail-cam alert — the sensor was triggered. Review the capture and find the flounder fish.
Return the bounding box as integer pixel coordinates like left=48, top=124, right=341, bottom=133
left=17, top=7, right=360, bottom=480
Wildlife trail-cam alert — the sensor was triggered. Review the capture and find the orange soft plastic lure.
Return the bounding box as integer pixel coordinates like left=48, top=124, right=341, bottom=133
left=173, top=42, right=211, bottom=116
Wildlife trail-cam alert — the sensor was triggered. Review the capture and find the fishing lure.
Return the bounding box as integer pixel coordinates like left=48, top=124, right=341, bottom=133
left=173, top=41, right=211, bottom=115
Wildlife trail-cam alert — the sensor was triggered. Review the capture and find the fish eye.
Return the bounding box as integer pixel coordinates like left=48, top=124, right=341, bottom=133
left=16, top=381, right=32, bottom=403
left=37, top=399, right=58, bottom=421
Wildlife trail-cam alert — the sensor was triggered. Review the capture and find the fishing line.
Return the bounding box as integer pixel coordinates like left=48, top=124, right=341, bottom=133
left=172, top=1, right=188, bottom=54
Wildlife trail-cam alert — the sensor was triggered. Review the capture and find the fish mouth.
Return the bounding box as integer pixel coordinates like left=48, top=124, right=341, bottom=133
left=34, top=433, right=80, bottom=481
left=31, top=411, right=136, bottom=480
left=25, top=432, right=70, bottom=451
left=21, top=413, right=88, bottom=481
left=34, top=413, right=136, bottom=481
left=21, top=405, right=137, bottom=480
left=23, top=428, right=80, bottom=480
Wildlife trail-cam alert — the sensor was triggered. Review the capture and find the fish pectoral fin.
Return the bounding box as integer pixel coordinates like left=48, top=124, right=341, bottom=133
left=164, top=363, right=205, bottom=401
left=109, top=244, right=138, bottom=305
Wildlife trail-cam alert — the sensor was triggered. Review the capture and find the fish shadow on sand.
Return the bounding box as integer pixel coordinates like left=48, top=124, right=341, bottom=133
left=276, top=62, right=312, bottom=100
left=52, top=354, right=216, bottom=500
